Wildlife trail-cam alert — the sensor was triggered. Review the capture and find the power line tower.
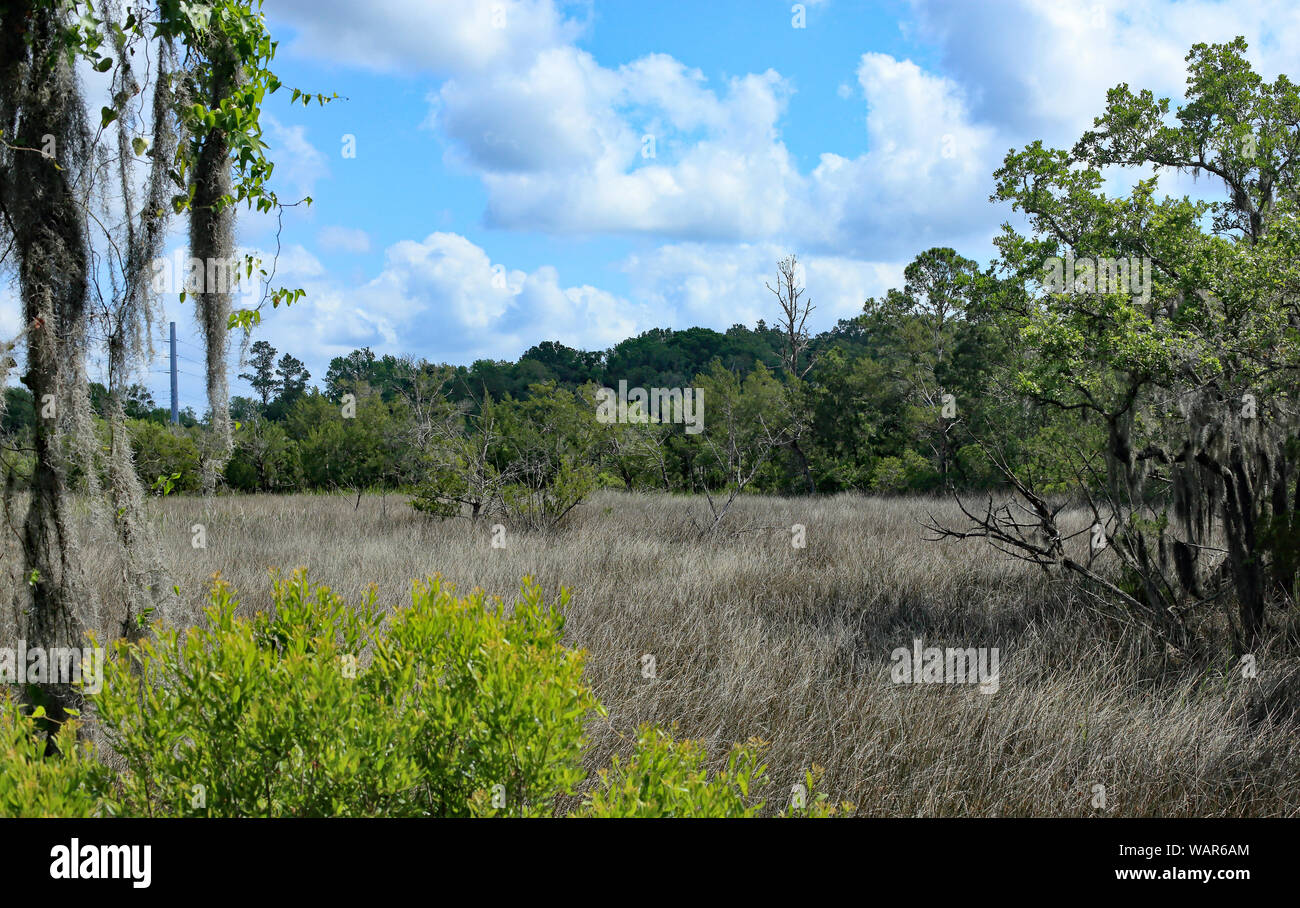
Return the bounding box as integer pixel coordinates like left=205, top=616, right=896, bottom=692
left=169, top=321, right=179, bottom=425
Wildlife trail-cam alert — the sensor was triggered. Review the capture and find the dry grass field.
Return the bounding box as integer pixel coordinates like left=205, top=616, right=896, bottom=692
left=6, top=488, right=1300, bottom=816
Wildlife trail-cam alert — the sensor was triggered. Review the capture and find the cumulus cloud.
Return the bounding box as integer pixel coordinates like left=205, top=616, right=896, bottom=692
left=621, top=243, right=905, bottom=328
left=233, top=233, right=662, bottom=377
left=799, top=53, right=1000, bottom=258
left=905, top=0, right=1300, bottom=142
left=271, top=0, right=580, bottom=75
left=317, top=226, right=372, bottom=254
left=437, top=41, right=999, bottom=259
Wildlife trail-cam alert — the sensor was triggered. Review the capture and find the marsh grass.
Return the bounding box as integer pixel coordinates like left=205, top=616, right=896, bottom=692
left=5, top=488, right=1299, bottom=816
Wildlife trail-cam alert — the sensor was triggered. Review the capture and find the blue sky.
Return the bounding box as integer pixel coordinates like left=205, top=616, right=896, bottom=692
left=4, top=0, right=1299, bottom=412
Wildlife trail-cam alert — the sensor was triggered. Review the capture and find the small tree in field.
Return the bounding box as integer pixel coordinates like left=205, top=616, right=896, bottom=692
left=411, top=384, right=597, bottom=531
left=691, top=361, right=800, bottom=535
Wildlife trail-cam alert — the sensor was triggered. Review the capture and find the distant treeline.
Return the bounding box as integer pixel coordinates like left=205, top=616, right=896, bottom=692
left=0, top=247, right=1088, bottom=500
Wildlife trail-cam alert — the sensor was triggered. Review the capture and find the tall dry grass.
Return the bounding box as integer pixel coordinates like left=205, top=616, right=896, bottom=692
left=5, top=488, right=1299, bottom=815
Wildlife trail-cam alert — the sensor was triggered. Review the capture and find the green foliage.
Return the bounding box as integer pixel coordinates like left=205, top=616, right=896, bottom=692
left=0, top=694, right=114, bottom=818
left=691, top=360, right=794, bottom=492
left=293, top=390, right=391, bottom=491
left=2, top=386, right=35, bottom=441
left=869, top=455, right=907, bottom=493
left=412, top=385, right=597, bottom=529
left=0, top=571, right=836, bottom=818
left=225, top=417, right=301, bottom=491
left=94, top=573, right=409, bottom=817
left=868, top=450, right=938, bottom=493
left=91, top=570, right=598, bottom=817
left=580, top=725, right=845, bottom=818
left=129, top=419, right=201, bottom=492
left=372, top=576, right=599, bottom=816
left=971, top=36, right=1300, bottom=642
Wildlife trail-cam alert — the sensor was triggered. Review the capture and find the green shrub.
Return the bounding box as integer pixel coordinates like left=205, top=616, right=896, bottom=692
left=92, top=570, right=597, bottom=817
left=869, top=455, right=908, bottom=493
left=225, top=419, right=302, bottom=492
left=579, top=725, right=847, bottom=818
left=2, top=573, right=834, bottom=818
left=0, top=694, right=115, bottom=818
left=368, top=575, right=599, bottom=816
left=870, top=449, right=940, bottom=494
left=129, top=419, right=201, bottom=492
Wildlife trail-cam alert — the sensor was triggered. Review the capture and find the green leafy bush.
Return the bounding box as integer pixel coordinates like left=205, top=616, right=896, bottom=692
left=870, top=449, right=940, bottom=494
left=869, top=455, right=908, bottom=493
left=367, top=575, right=599, bottom=816
left=0, top=694, right=115, bottom=818
left=412, top=386, right=598, bottom=530
left=225, top=419, right=302, bottom=492
left=93, top=570, right=597, bottom=817
left=580, top=725, right=846, bottom=818
left=129, top=419, right=201, bottom=492
left=2, top=574, right=834, bottom=818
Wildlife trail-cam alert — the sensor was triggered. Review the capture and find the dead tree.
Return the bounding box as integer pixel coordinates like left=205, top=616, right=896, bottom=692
left=766, top=254, right=817, bottom=492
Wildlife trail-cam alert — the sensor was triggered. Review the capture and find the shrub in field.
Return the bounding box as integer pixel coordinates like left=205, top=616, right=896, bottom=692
left=0, top=695, right=114, bottom=818
left=92, top=571, right=596, bottom=817
left=411, top=386, right=598, bottom=530
left=579, top=725, right=845, bottom=818
left=94, top=573, right=420, bottom=817
left=367, top=576, right=599, bottom=817
left=1, top=573, right=831, bottom=818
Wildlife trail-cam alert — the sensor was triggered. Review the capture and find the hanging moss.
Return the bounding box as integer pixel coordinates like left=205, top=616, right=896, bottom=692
left=0, top=0, right=99, bottom=719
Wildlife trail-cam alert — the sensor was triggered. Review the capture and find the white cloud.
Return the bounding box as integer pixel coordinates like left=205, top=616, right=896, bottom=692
left=262, top=116, right=329, bottom=202
left=317, top=226, right=372, bottom=254
left=234, top=233, right=661, bottom=376
left=905, top=0, right=1300, bottom=143
left=621, top=243, right=905, bottom=329
left=437, top=42, right=1001, bottom=260
left=271, top=0, right=580, bottom=75
left=436, top=45, right=623, bottom=174
left=799, top=53, right=1001, bottom=258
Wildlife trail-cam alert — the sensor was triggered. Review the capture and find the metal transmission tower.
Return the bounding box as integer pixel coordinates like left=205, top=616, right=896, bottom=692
left=169, top=321, right=179, bottom=425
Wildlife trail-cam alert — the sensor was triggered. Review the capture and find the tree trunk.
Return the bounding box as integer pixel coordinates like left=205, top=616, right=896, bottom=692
left=0, top=1, right=95, bottom=726
left=190, top=44, right=238, bottom=491
left=789, top=438, right=815, bottom=493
